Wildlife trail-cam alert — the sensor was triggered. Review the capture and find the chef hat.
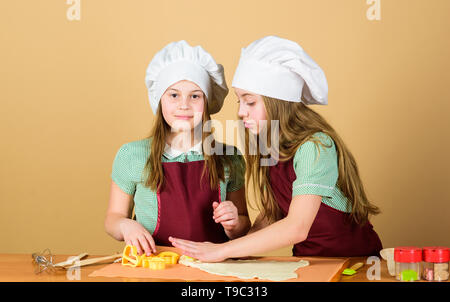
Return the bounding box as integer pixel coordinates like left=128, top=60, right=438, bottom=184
left=232, top=36, right=328, bottom=105
left=145, top=40, right=229, bottom=115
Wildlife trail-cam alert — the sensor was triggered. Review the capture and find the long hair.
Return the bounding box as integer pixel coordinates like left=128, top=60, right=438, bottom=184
left=244, top=96, right=380, bottom=225
left=143, top=101, right=241, bottom=192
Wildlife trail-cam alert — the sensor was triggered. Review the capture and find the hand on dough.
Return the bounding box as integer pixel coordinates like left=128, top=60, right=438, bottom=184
left=168, top=236, right=226, bottom=263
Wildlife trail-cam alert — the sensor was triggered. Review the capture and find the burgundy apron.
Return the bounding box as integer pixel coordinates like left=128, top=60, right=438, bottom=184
left=152, top=160, right=229, bottom=246
left=269, top=158, right=382, bottom=257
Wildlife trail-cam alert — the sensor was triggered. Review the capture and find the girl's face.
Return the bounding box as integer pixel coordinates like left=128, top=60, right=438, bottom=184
left=160, top=80, right=205, bottom=132
left=235, top=87, right=267, bottom=134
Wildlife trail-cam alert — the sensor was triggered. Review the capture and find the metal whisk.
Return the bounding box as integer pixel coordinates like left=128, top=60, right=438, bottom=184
left=31, top=248, right=57, bottom=274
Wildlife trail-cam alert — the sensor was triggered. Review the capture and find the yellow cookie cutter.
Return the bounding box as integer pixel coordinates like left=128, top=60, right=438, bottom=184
left=121, top=245, right=181, bottom=270
left=157, top=251, right=180, bottom=265
left=121, top=245, right=143, bottom=267
left=142, top=257, right=166, bottom=270
left=180, top=255, right=196, bottom=262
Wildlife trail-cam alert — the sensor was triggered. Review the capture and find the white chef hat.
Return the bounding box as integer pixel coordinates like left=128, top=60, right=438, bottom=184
left=145, top=40, right=229, bottom=115
left=232, top=36, right=328, bottom=105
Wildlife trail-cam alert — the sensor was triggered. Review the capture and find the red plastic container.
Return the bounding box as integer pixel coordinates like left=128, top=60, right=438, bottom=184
left=422, top=247, right=449, bottom=281
left=394, top=247, right=422, bottom=281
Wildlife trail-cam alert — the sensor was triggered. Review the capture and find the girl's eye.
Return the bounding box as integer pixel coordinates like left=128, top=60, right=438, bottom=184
left=246, top=102, right=255, bottom=106
left=170, top=93, right=178, bottom=98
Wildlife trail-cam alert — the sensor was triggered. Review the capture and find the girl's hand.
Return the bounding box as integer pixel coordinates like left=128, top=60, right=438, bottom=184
left=119, top=219, right=157, bottom=256
left=212, top=201, right=238, bottom=232
left=169, top=237, right=227, bottom=262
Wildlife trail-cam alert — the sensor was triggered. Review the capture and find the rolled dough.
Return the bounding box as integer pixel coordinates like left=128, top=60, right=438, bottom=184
left=179, top=256, right=309, bottom=281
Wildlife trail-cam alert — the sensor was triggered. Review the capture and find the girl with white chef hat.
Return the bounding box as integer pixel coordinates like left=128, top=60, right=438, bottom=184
left=105, top=40, right=250, bottom=256
left=170, top=36, right=382, bottom=261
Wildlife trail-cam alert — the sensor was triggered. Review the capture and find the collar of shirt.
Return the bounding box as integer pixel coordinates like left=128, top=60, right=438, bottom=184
left=163, top=141, right=203, bottom=160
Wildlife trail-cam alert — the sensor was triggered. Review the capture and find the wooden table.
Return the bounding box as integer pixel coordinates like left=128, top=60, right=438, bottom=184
left=0, top=254, right=446, bottom=282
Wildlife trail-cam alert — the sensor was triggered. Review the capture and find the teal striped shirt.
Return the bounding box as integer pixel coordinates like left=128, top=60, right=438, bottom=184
left=292, top=132, right=351, bottom=212
left=111, top=138, right=245, bottom=234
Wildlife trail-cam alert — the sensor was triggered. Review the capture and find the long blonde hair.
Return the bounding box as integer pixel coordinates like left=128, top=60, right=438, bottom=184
left=143, top=102, right=242, bottom=192
left=245, top=96, right=380, bottom=225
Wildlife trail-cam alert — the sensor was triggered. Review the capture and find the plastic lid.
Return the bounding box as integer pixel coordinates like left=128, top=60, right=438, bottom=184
left=423, top=246, right=449, bottom=263
left=394, top=247, right=422, bottom=263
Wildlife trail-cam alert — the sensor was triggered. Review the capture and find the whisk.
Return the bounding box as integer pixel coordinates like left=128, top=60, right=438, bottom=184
left=31, top=248, right=56, bottom=274
left=31, top=248, right=121, bottom=274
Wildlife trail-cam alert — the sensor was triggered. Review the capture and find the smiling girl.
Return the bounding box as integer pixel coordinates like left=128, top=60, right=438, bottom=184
left=170, top=36, right=382, bottom=261
left=104, top=41, right=250, bottom=256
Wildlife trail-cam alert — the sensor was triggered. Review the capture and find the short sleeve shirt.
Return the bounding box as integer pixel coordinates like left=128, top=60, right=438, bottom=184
left=111, top=138, right=245, bottom=234
left=292, top=132, right=351, bottom=212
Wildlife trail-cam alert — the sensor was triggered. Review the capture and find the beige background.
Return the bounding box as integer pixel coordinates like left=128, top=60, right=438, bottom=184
left=1, top=0, right=449, bottom=256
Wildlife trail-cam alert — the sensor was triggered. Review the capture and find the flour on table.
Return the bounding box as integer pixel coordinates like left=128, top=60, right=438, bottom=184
left=179, top=256, right=309, bottom=281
